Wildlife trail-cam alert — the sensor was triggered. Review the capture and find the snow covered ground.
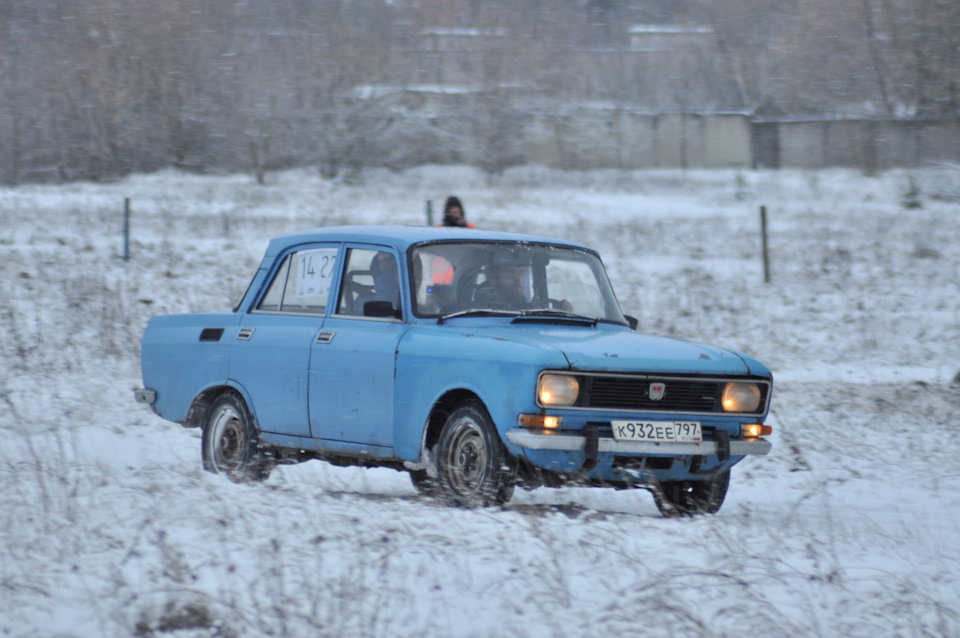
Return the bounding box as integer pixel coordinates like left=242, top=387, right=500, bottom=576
left=2, top=165, right=959, bottom=637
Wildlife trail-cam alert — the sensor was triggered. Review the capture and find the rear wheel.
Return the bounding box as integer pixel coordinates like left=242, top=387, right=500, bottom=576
left=654, top=470, right=730, bottom=517
left=202, top=393, right=272, bottom=482
left=435, top=401, right=515, bottom=507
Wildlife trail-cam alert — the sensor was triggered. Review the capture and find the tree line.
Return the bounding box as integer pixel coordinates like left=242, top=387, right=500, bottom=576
left=1, top=0, right=957, bottom=184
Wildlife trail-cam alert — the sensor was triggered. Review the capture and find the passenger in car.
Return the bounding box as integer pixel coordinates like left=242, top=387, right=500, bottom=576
left=354, top=252, right=400, bottom=316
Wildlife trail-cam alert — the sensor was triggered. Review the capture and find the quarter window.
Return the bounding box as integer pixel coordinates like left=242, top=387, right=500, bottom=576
left=257, top=255, right=291, bottom=312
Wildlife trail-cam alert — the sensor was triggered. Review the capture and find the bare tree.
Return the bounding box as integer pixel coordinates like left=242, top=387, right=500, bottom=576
left=1, top=0, right=956, bottom=182
left=880, top=0, right=960, bottom=121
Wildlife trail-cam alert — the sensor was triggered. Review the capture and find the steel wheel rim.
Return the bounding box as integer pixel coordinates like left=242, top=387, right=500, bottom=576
left=210, top=406, right=244, bottom=472
left=444, top=418, right=487, bottom=497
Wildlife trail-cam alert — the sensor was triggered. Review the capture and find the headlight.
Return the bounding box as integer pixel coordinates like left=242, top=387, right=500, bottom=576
left=722, top=382, right=762, bottom=413
left=538, top=374, right=580, bottom=406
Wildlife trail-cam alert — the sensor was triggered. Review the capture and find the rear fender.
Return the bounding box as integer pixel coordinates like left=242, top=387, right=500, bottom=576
left=184, top=382, right=258, bottom=430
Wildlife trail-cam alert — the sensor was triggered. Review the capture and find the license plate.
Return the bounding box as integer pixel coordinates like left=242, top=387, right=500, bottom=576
left=610, top=420, right=702, bottom=443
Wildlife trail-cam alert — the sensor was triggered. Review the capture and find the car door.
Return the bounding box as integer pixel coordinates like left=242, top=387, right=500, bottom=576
left=230, top=244, right=340, bottom=437
left=308, top=245, right=406, bottom=448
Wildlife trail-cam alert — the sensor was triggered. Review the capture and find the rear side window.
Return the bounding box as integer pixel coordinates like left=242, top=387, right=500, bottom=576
left=256, top=247, right=339, bottom=315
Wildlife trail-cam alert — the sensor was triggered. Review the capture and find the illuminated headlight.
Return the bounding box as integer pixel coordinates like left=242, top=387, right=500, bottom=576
left=722, top=382, right=762, bottom=413
left=538, top=374, right=580, bottom=407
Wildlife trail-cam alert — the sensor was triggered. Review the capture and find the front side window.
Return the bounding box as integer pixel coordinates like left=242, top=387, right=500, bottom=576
left=336, top=248, right=401, bottom=318
left=411, top=241, right=626, bottom=324
left=256, top=247, right=338, bottom=315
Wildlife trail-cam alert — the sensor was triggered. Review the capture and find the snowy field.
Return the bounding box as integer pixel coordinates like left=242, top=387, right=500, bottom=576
left=2, top=164, right=960, bottom=637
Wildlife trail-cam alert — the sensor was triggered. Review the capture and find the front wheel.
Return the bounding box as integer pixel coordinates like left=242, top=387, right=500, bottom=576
left=435, top=401, right=515, bottom=507
left=202, top=393, right=272, bottom=482
left=654, top=470, right=730, bottom=517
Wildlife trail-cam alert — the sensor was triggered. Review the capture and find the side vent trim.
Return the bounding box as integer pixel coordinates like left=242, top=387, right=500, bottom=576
left=199, top=328, right=224, bottom=342
left=237, top=327, right=255, bottom=341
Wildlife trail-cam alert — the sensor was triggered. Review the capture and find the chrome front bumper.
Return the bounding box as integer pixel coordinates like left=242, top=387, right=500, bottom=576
left=505, top=428, right=772, bottom=456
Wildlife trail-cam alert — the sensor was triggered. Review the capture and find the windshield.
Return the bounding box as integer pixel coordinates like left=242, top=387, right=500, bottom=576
left=410, top=241, right=627, bottom=324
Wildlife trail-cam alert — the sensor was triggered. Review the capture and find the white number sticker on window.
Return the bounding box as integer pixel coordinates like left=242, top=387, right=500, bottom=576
left=296, top=248, right=338, bottom=299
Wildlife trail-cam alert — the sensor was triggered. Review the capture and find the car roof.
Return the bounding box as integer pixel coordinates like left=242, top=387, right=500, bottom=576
left=263, top=225, right=593, bottom=259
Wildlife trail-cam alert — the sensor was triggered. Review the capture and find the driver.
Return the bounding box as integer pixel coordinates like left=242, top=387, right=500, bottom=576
left=473, top=260, right=573, bottom=312
left=476, top=263, right=528, bottom=309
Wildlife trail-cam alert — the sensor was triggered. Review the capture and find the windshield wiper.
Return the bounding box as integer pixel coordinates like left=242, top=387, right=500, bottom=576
left=515, top=309, right=599, bottom=326
left=437, top=308, right=522, bottom=324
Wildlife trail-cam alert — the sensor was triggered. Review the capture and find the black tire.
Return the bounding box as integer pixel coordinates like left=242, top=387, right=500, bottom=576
left=201, top=393, right=272, bottom=482
left=435, top=401, right=515, bottom=507
left=654, top=470, right=730, bottom=517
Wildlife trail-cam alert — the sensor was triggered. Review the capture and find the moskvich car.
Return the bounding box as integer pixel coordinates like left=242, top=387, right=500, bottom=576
left=136, top=226, right=773, bottom=516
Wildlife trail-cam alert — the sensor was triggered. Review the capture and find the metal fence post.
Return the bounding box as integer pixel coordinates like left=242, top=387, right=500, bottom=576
left=123, top=198, right=131, bottom=261
left=760, top=205, right=770, bottom=283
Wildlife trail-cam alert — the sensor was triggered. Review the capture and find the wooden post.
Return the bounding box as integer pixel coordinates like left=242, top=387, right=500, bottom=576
left=426, top=200, right=433, bottom=226
left=123, top=198, right=131, bottom=261
left=760, top=205, right=770, bottom=283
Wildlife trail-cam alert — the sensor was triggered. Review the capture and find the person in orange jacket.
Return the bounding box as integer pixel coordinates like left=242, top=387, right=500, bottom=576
left=440, top=196, right=476, bottom=228
left=433, top=196, right=474, bottom=285
left=432, top=195, right=476, bottom=285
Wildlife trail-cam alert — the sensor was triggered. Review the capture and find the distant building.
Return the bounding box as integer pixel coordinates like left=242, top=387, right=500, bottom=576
left=374, top=23, right=959, bottom=172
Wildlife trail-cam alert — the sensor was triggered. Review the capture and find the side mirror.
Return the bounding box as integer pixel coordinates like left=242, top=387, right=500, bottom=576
left=363, top=300, right=402, bottom=319
left=624, top=315, right=639, bottom=331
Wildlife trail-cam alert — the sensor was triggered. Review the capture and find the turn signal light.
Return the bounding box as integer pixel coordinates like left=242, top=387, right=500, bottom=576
left=518, top=414, right=562, bottom=429
left=740, top=423, right=772, bottom=437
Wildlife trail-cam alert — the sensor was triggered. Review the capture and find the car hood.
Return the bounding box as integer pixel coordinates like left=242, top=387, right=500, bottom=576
left=460, top=323, right=767, bottom=377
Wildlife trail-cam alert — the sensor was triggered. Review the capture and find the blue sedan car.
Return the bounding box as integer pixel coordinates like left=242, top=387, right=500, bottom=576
left=136, top=226, right=772, bottom=516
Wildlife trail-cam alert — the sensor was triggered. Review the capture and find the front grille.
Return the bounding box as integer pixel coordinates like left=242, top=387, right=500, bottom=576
left=569, top=374, right=770, bottom=416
